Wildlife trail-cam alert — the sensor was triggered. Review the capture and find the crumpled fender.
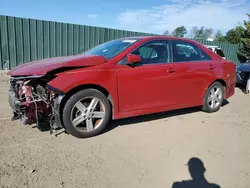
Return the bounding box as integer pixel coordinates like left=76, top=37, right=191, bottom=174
left=47, top=69, right=119, bottom=117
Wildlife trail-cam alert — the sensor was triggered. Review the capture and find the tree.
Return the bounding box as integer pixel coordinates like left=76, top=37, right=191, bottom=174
left=238, top=13, right=250, bottom=62
left=190, top=26, right=213, bottom=40
left=194, top=26, right=205, bottom=39
left=172, top=26, right=187, bottom=37
left=163, top=30, right=170, bottom=35
left=204, top=28, right=213, bottom=39
left=214, top=30, right=226, bottom=42
left=224, top=26, right=245, bottom=44
left=190, top=26, right=198, bottom=39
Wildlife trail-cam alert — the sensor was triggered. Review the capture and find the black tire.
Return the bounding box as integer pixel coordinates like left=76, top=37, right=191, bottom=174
left=202, top=81, right=225, bottom=113
left=62, top=89, right=111, bottom=138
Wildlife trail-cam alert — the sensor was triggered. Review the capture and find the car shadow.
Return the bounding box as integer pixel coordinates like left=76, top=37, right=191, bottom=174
left=31, top=106, right=199, bottom=134
left=32, top=121, right=51, bottom=132
left=32, top=99, right=230, bottom=135
left=103, top=100, right=229, bottom=134
left=221, top=99, right=229, bottom=107
left=172, top=157, right=221, bottom=188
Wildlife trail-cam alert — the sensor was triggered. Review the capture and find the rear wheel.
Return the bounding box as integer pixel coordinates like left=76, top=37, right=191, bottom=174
left=62, top=89, right=111, bottom=138
left=202, top=82, right=224, bottom=113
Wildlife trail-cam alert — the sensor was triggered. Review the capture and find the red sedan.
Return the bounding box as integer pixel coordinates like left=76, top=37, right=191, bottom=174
left=8, top=36, right=236, bottom=138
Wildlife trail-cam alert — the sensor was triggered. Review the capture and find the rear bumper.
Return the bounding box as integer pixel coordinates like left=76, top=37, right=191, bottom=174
left=225, top=87, right=234, bottom=99
left=225, top=72, right=236, bottom=99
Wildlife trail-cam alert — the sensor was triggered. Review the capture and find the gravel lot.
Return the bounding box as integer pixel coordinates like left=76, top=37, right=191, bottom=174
left=0, top=72, right=249, bottom=188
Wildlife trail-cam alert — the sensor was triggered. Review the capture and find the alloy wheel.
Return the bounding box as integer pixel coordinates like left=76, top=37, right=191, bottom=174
left=70, top=97, right=105, bottom=132
left=207, top=86, right=223, bottom=109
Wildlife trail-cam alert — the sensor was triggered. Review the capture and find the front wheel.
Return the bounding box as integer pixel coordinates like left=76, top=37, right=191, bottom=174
left=62, top=89, right=111, bottom=138
left=202, top=82, right=224, bottom=113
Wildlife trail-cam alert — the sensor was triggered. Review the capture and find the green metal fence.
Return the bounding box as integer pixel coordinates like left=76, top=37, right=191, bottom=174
left=0, top=15, right=240, bottom=69
left=196, top=39, right=240, bottom=65
left=0, top=15, right=156, bottom=69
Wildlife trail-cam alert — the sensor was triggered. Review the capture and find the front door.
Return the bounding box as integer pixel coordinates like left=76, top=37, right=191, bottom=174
left=116, top=40, right=180, bottom=112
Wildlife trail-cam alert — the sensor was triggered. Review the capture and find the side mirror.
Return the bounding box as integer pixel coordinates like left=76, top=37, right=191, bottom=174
left=126, top=54, right=142, bottom=65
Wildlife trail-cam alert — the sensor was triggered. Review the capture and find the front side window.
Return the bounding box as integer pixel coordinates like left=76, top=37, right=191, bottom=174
left=131, top=40, right=170, bottom=65
left=82, top=39, right=139, bottom=59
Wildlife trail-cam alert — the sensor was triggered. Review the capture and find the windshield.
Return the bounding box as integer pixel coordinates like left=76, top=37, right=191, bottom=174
left=82, top=39, right=139, bottom=59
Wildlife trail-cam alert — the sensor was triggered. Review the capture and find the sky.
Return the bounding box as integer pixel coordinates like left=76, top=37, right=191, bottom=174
left=0, top=0, right=249, bottom=35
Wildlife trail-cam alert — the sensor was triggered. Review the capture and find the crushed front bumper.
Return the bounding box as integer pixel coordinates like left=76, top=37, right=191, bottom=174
left=8, top=90, right=29, bottom=123
left=8, top=90, right=24, bottom=113
left=52, top=94, right=64, bottom=129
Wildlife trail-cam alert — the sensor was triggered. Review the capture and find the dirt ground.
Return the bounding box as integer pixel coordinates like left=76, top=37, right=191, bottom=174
left=0, top=71, right=249, bottom=188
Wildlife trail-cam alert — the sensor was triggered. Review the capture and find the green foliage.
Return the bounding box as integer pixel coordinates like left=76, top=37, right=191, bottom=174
left=172, top=26, right=187, bottom=37
left=224, top=26, right=245, bottom=44
left=214, top=30, right=226, bottom=42
left=190, top=26, right=213, bottom=40
left=203, top=28, right=213, bottom=39
left=237, top=13, right=250, bottom=62
left=163, top=30, right=170, bottom=35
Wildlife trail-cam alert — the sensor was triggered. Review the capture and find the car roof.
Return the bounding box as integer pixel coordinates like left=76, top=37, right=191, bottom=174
left=118, top=36, right=197, bottom=42
left=205, top=45, right=223, bottom=50
left=205, top=45, right=218, bottom=48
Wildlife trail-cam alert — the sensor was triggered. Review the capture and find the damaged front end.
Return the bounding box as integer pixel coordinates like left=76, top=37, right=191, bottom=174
left=8, top=75, right=64, bottom=131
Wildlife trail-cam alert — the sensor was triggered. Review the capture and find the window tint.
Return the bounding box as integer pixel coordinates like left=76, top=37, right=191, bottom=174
left=172, top=40, right=202, bottom=62
left=216, top=49, right=225, bottom=58
left=131, top=41, right=170, bottom=65
left=200, top=49, right=212, bottom=60
left=171, top=40, right=212, bottom=62
left=138, top=46, right=157, bottom=59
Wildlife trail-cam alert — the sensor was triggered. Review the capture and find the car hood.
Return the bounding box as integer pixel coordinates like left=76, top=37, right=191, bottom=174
left=7, top=55, right=107, bottom=76
left=237, top=63, right=250, bottom=72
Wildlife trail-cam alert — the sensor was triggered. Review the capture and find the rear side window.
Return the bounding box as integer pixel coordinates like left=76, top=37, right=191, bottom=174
left=200, top=49, right=212, bottom=60
left=171, top=40, right=211, bottom=62
left=171, top=40, right=201, bottom=62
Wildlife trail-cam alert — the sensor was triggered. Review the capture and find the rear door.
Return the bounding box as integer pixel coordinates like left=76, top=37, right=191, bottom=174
left=170, top=40, right=218, bottom=105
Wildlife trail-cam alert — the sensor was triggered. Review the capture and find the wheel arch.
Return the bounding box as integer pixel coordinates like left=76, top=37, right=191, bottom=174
left=203, top=79, right=227, bottom=99
left=215, top=79, right=227, bottom=87
left=59, top=84, right=115, bottom=119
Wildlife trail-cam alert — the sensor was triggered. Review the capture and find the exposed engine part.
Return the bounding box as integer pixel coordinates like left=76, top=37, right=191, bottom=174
left=8, top=75, right=63, bottom=132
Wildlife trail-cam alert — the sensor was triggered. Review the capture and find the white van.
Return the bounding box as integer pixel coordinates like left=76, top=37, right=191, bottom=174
left=205, top=45, right=226, bottom=59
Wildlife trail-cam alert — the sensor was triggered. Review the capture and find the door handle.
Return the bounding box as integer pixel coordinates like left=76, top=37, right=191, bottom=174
left=209, top=64, right=215, bottom=69
left=167, top=68, right=177, bottom=73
